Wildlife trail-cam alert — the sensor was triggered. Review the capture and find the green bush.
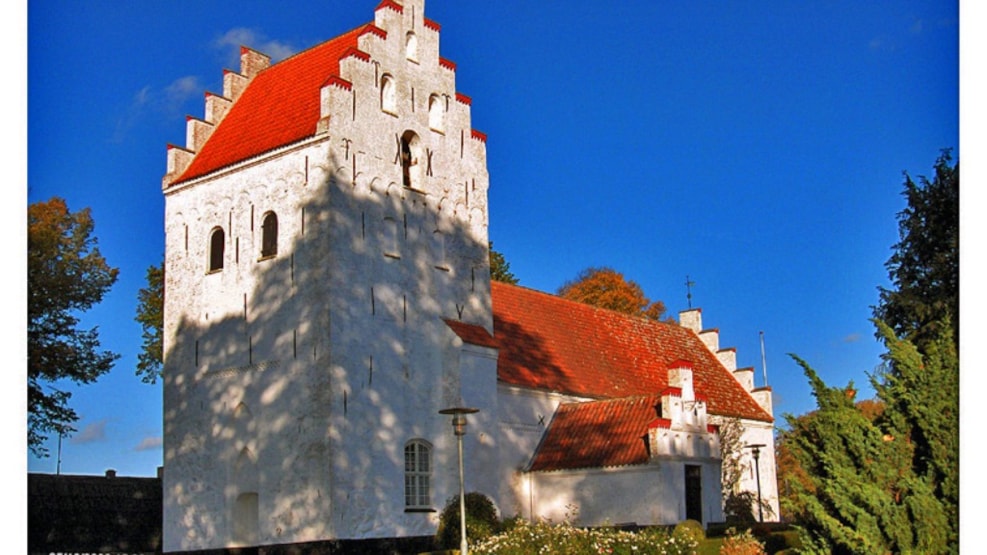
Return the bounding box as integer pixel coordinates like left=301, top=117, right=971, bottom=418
left=673, top=519, right=706, bottom=545
left=435, top=492, right=500, bottom=549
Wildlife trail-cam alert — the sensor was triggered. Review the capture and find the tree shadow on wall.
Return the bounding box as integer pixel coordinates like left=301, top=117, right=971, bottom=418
left=161, top=147, right=511, bottom=549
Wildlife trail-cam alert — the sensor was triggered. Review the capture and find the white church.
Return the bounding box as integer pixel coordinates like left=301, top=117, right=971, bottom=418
left=160, top=1, right=778, bottom=551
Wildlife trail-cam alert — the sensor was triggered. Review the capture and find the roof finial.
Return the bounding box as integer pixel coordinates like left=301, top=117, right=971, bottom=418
left=685, top=275, right=695, bottom=309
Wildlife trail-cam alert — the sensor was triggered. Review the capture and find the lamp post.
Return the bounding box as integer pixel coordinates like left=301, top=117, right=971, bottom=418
left=439, top=407, right=479, bottom=555
left=744, top=443, right=766, bottom=522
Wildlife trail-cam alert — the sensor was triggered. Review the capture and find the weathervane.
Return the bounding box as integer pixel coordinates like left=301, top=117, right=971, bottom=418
left=685, top=275, right=695, bottom=308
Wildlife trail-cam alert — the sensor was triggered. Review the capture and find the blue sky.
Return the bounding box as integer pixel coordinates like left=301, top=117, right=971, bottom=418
left=21, top=1, right=962, bottom=479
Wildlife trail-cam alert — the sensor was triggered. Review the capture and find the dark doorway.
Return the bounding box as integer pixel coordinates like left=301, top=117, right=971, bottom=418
left=685, top=464, right=702, bottom=523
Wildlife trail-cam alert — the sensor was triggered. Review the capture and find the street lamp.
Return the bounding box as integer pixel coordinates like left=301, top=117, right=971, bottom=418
left=744, top=443, right=766, bottom=522
left=439, top=407, right=479, bottom=555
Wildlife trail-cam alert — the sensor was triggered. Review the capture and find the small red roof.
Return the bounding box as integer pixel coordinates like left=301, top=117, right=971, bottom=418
left=444, top=319, right=497, bottom=349
left=175, top=24, right=371, bottom=183
left=491, top=281, right=772, bottom=423
left=528, top=395, right=662, bottom=471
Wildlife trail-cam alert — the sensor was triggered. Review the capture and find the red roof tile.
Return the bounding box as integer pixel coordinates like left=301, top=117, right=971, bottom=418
left=491, top=281, right=772, bottom=423
left=528, top=395, right=662, bottom=471
left=444, top=319, right=497, bottom=349
left=175, top=24, right=371, bottom=183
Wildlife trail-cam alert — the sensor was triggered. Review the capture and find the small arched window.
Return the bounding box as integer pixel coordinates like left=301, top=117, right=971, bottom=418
left=381, top=74, right=396, bottom=114
left=404, top=440, right=432, bottom=509
left=208, top=227, right=225, bottom=272
left=400, top=130, right=421, bottom=189
left=260, top=212, right=278, bottom=258
left=405, top=32, right=418, bottom=62
left=428, top=94, right=443, bottom=132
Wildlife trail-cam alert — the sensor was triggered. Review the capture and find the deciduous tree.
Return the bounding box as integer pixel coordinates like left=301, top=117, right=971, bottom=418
left=135, top=262, right=164, bottom=384
left=28, top=197, right=119, bottom=456
left=557, top=267, right=667, bottom=320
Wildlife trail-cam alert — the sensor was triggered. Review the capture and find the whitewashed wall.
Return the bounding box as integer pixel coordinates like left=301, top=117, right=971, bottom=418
left=163, top=0, right=494, bottom=550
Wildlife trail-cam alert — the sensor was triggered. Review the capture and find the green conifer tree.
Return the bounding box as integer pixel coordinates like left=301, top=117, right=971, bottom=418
left=784, top=355, right=949, bottom=555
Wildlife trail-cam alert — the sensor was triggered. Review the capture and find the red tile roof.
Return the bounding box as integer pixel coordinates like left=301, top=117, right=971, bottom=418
left=528, top=395, right=662, bottom=471
left=175, top=24, right=372, bottom=183
left=444, top=319, right=497, bottom=349
left=489, top=281, right=772, bottom=423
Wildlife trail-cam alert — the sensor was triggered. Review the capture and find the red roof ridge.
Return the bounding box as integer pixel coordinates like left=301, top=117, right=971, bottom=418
left=375, top=0, right=403, bottom=14
left=648, top=417, right=672, bottom=429
left=424, top=18, right=441, bottom=31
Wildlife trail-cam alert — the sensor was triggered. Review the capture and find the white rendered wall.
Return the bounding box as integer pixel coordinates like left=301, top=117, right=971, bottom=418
left=736, top=420, right=780, bottom=521
left=528, top=459, right=723, bottom=527
left=495, top=385, right=589, bottom=519
left=163, top=0, right=494, bottom=550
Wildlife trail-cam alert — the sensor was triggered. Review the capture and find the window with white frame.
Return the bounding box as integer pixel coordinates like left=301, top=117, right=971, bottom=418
left=404, top=439, right=431, bottom=509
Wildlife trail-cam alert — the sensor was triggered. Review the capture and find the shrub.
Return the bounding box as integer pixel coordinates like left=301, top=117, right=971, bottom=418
left=471, top=519, right=696, bottom=555
left=719, top=527, right=766, bottom=555
left=435, top=491, right=500, bottom=549
left=673, top=519, right=706, bottom=545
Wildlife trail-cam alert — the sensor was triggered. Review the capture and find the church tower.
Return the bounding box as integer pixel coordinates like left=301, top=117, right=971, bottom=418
left=160, top=1, right=496, bottom=550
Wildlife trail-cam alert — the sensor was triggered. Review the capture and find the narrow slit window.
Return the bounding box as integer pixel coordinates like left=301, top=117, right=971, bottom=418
left=400, top=130, right=422, bottom=189
left=208, top=227, right=225, bottom=272
left=261, top=211, right=278, bottom=258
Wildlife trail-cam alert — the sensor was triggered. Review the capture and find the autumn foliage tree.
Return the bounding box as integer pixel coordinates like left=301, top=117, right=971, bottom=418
left=557, top=267, right=666, bottom=320
left=28, top=197, right=119, bottom=456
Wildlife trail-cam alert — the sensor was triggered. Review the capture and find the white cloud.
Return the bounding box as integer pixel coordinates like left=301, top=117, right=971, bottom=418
left=71, top=419, right=108, bottom=444
left=134, top=436, right=162, bottom=452
left=843, top=333, right=862, bottom=343
left=214, top=27, right=297, bottom=66
left=111, top=76, right=202, bottom=143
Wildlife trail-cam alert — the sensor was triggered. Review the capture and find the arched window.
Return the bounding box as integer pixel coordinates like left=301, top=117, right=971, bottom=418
left=400, top=130, right=421, bottom=189
left=381, top=74, right=396, bottom=114
left=405, top=32, right=418, bottom=62
left=428, top=94, right=443, bottom=132
left=404, top=440, right=432, bottom=509
left=208, top=227, right=225, bottom=272
left=261, top=211, right=278, bottom=258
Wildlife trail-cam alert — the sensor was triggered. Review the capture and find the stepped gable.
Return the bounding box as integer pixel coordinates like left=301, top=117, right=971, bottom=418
left=175, top=24, right=370, bottom=183
left=528, top=394, right=663, bottom=471
left=490, top=281, right=772, bottom=422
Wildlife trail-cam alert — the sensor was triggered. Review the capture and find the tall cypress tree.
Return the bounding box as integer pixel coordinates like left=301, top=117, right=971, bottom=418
left=874, top=149, right=958, bottom=352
